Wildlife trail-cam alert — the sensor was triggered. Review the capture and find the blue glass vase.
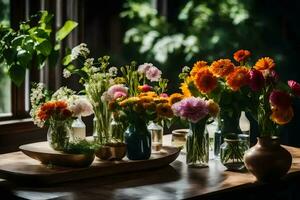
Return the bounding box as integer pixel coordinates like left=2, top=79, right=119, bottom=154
left=125, top=117, right=151, bottom=160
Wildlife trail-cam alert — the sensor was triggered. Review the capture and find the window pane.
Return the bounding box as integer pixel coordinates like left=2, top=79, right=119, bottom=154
left=0, top=0, right=11, bottom=115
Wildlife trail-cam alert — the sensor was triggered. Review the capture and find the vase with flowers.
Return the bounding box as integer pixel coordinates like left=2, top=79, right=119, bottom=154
left=241, top=53, right=300, bottom=182
left=172, top=96, right=219, bottom=167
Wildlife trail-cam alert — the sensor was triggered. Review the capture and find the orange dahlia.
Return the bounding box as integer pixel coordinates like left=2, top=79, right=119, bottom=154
left=233, top=50, right=251, bottom=62
left=254, top=57, right=275, bottom=71
left=210, top=59, right=235, bottom=77
left=194, top=68, right=218, bottom=94
left=226, top=67, right=250, bottom=91
left=169, top=93, right=184, bottom=105
left=156, top=103, right=174, bottom=118
left=271, top=106, right=294, bottom=125
left=190, top=61, right=208, bottom=77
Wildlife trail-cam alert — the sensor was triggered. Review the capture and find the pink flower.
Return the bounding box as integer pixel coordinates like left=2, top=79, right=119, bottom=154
left=138, top=84, right=153, bottom=92
left=137, top=63, right=153, bottom=75
left=269, top=90, right=292, bottom=109
left=172, top=97, right=209, bottom=123
left=145, top=66, right=162, bottom=82
left=107, top=84, right=128, bottom=101
left=249, top=69, right=265, bottom=91
left=159, top=93, right=169, bottom=98
left=69, top=97, right=94, bottom=117
left=288, top=80, right=300, bottom=97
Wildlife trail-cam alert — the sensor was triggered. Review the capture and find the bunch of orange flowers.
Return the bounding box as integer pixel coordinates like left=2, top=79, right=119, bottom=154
left=37, top=100, right=73, bottom=122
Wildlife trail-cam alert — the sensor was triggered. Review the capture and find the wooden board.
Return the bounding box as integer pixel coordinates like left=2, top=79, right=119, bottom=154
left=0, top=143, right=180, bottom=185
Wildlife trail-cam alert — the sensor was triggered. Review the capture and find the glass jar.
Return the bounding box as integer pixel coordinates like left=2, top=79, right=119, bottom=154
left=171, top=129, right=188, bottom=151
left=71, top=116, right=86, bottom=141
left=220, top=138, right=246, bottom=171
left=47, top=120, right=71, bottom=151
left=186, top=119, right=209, bottom=168
left=148, top=121, right=163, bottom=153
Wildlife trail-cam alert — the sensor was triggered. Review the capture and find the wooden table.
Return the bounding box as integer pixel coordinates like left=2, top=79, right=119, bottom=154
left=3, top=135, right=300, bottom=200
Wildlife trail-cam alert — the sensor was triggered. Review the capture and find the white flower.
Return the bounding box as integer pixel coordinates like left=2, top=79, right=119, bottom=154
left=145, top=66, right=162, bottom=82
left=137, top=63, right=153, bottom=75
left=30, top=83, right=45, bottom=108
left=91, top=66, right=100, bottom=73
left=63, top=68, right=71, bottom=78
left=69, top=96, right=94, bottom=117
left=108, top=67, right=118, bottom=76
left=51, top=87, right=75, bottom=101
left=71, top=43, right=90, bottom=60
left=84, top=58, right=94, bottom=66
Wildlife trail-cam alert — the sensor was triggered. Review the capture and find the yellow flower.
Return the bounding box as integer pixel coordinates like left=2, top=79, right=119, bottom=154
left=271, top=106, right=294, bottom=125
left=180, top=82, right=192, bottom=97
left=140, top=96, right=154, bottom=103
left=156, top=103, right=174, bottom=118
left=119, top=97, right=140, bottom=107
left=254, top=57, right=275, bottom=71
left=139, top=91, right=158, bottom=98
left=154, top=97, right=169, bottom=104
left=169, top=93, right=184, bottom=105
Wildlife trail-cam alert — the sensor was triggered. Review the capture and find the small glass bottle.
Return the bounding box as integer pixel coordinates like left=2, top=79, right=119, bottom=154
left=148, top=121, right=163, bottom=153
left=71, top=116, right=86, bottom=141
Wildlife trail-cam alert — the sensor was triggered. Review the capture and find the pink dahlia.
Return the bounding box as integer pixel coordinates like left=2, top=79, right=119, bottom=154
left=249, top=69, right=265, bottom=91
left=288, top=80, right=300, bottom=97
left=107, top=84, right=128, bottom=101
left=145, top=66, right=162, bottom=82
left=137, top=63, right=153, bottom=75
left=171, top=97, right=209, bottom=123
left=269, top=90, right=292, bottom=109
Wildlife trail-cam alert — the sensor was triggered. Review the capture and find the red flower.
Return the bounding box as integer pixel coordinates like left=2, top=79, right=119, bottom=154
left=269, top=90, right=292, bottom=109
left=249, top=69, right=265, bottom=91
left=138, top=84, right=153, bottom=92
left=288, top=80, right=300, bottom=97
left=233, top=50, right=251, bottom=62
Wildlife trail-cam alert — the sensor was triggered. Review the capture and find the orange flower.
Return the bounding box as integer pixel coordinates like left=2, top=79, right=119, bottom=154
left=190, top=61, right=208, bottom=77
left=169, top=93, right=184, bottom=105
left=180, top=82, right=192, bottom=97
left=233, top=50, right=251, bottom=62
left=207, top=99, right=220, bottom=118
left=138, top=91, right=158, bottom=98
left=194, top=67, right=218, bottom=94
left=154, top=97, right=169, bottom=104
left=271, top=106, right=294, bottom=125
left=156, top=103, right=174, bottom=118
left=210, top=59, right=235, bottom=77
left=226, top=67, right=250, bottom=91
left=254, top=57, right=275, bottom=71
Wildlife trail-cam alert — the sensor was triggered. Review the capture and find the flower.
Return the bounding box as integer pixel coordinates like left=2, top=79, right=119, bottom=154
left=233, top=50, right=251, bottom=62
left=249, top=69, right=265, bottom=91
left=37, top=100, right=72, bottom=121
left=138, top=84, right=153, bottom=92
left=172, top=97, right=209, bottom=123
left=269, top=90, right=292, bottom=109
left=63, top=68, right=71, bottom=78
left=169, top=93, right=184, bottom=105
left=194, top=68, right=218, bottom=94
left=154, top=97, right=169, bottom=104
left=206, top=99, right=220, bottom=118
left=226, top=67, right=250, bottom=91
left=288, top=80, right=300, bottom=97
left=107, top=84, right=128, bottom=101
left=159, top=93, right=169, bottom=98
left=137, top=63, right=153, bottom=75
left=108, top=67, right=118, bottom=76
left=264, top=69, right=279, bottom=84
left=180, top=82, right=192, bottom=97
left=156, top=103, right=173, bottom=118
left=69, top=96, right=94, bottom=117
left=190, top=61, right=208, bottom=77
left=139, top=91, right=158, bottom=98
left=210, top=59, right=235, bottom=77
left=145, top=66, right=162, bottom=82
left=71, top=43, right=90, bottom=60
left=119, top=97, right=140, bottom=107
left=271, top=106, right=294, bottom=125
left=254, top=57, right=275, bottom=71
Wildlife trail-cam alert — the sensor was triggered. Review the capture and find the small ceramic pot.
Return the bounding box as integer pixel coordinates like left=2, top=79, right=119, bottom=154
left=244, top=136, right=292, bottom=182
left=95, top=143, right=127, bottom=161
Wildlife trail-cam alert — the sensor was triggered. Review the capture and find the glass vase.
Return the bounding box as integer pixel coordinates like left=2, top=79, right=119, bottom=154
left=125, top=117, right=151, bottom=160
left=220, top=138, right=247, bottom=171
left=148, top=121, right=163, bottom=153
left=186, top=119, right=209, bottom=168
left=47, top=120, right=71, bottom=151
left=71, top=116, right=86, bottom=141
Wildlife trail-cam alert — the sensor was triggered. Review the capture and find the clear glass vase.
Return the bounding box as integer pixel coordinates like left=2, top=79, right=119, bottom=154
left=71, top=116, right=86, bottom=141
left=47, top=120, right=71, bottom=151
left=148, top=121, right=163, bottom=153
left=186, top=119, right=209, bottom=168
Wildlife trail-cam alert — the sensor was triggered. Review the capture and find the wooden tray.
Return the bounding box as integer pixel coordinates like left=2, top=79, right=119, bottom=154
left=0, top=142, right=180, bottom=185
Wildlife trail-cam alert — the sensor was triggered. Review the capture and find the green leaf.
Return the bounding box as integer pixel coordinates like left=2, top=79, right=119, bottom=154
left=11, top=35, right=25, bottom=48
left=36, top=53, right=46, bottom=69
left=36, top=40, right=52, bottom=56
left=56, top=20, right=78, bottom=41
left=48, top=49, right=59, bottom=68
left=62, top=54, right=72, bottom=66
left=3, top=47, right=16, bottom=65
left=17, top=49, right=31, bottom=67
left=9, top=64, right=26, bottom=86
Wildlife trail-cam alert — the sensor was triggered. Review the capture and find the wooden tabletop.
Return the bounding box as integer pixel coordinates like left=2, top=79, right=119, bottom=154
left=4, top=135, right=300, bottom=200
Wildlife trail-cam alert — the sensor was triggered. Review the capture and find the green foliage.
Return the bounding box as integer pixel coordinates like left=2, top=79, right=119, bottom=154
left=0, top=11, right=77, bottom=86
left=64, top=139, right=95, bottom=155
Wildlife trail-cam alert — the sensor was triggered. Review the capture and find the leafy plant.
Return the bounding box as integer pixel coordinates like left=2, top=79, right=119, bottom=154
left=0, top=11, right=78, bottom=86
